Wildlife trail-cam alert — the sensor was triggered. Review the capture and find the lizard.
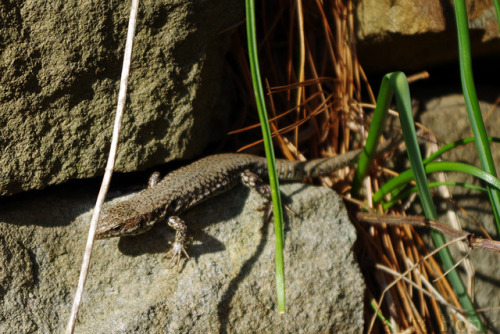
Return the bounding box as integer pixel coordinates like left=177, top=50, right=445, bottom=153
left=95, top=148, right=382, bottom=267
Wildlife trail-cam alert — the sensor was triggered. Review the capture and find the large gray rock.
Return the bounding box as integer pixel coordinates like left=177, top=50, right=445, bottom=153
left=0, top=1, right=243, bottom=195
left=356, top=0, right=500, bottom=71
left=0, top=182, right=364, bottom=333
left=419, top=89, right=500, bottom=331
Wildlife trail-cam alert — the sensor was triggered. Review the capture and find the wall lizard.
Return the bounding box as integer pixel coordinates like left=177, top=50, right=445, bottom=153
left=95, top=149, right=377, bottom=266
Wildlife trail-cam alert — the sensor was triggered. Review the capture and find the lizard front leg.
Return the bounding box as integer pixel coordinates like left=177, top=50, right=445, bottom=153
left=240, top=170, right=275, bottom=221
left=164, top=171, right=270, bottom=270
left=166, top=216, right=190, bottom=271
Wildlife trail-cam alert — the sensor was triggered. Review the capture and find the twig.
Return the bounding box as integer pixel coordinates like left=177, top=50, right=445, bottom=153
left=357, top=213, right=500, bottom=253
left=433, top=247, right=472, bottom=282
left=294, top=0, right=305, bottom=149
left=367, top=234, right=472, bottom=332
left=405, top=258, right=477, bottom=331
left=65, top=0, right=139, bottom=332
left=376, top=264, right=463, bottom=313
left=406, top=71, right=430, bottom=83
left=377, top=261, right=474, bottom=329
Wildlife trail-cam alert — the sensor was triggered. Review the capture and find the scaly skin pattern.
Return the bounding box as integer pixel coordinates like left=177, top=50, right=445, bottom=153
left=95, top=150, right=364, bottom=266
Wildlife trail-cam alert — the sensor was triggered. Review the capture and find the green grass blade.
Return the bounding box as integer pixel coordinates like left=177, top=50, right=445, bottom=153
left=374, top=161, right=500, bottom=203
left=245, top=0, right=285, bottom=313
left=370, top=300, right=395, bottom=331
left=454, top=0, right=500, bottom=234
left=389, top=73, right=437, bottom=211
left=381, top=181, right=487, bottom=210
left=351, top=76, right=391, bottom=195
left=383, top=136, right=500, bottom=203
left=424, top=136, right=500, bottom=164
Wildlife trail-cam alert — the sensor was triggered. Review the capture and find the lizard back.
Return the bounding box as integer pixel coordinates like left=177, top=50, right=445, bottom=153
left=95, top=153, right=265, bottom=238
left=95, top=149, right=364, bottom=238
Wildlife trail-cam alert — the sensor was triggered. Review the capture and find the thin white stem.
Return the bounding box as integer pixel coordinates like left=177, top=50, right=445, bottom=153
left=427, top=140, right=476, bottom=299
left=65, top=0, right=139, bottom=332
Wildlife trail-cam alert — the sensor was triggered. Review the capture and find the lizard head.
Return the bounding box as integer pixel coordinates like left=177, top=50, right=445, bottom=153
left=95, top=202, right=154, bottom=239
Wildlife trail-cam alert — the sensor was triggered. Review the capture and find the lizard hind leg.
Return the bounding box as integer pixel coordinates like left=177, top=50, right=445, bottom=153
left=240, top=169, right=296, bottom=222
left=166, top=216, right=190, bottom=271
left=241, top=169, right=272, bottom=199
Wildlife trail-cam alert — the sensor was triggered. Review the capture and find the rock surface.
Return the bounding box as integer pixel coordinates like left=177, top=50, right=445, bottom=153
left=418, top=89, right=500, bottom=331
left=0, top=1, right=243, bottom=195
left=0, top=182, right=365, bottom=333
left=356, top=0, right=500, bottom=71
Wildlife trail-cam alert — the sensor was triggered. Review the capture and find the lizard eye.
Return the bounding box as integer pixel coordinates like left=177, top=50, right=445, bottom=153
left=112, top=226, right=121, bottom=231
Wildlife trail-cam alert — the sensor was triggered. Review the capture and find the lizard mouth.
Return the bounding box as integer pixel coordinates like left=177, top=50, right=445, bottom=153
left=95, top=213, right=154, bottom=239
